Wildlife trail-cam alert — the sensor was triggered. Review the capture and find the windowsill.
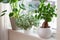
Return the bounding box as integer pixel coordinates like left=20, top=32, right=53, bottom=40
left=15, top=30, right=56, bottom=40
left=8, top=29, right=56, bottom=40
left=8, top=29, right=41, bottom=40
left=15, top=30, right=40, bottom=38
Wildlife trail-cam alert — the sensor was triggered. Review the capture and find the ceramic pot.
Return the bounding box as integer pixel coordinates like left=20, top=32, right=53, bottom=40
left=10, top=17, right=17, bottom=30
left=37, top=27, right=52, bottom=39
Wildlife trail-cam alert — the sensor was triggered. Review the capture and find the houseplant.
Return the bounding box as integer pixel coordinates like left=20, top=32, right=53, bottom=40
left=15, top=13, right=39, bottom=33
left=35, top=0, right=57, bottom=38
left=8, top=0, right=26, bottom=30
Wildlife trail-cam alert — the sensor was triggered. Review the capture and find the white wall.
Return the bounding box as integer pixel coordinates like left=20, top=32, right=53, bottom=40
left=0, top=3, right=5, bottom=40
left=0, top=3, right=2, bottom=40
left=0, top=3, right=11, bottom=40
left=56, top=0, right=60, bottom=40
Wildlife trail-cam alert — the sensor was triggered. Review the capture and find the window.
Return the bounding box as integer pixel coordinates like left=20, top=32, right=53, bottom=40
left=2, top=0, right=57, bottom=39
left=21, top=0, right=57, bottom=39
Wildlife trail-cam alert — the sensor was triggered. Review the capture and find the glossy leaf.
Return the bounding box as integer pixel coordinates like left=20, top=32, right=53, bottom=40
left=9, top=12, right=14, bottom=17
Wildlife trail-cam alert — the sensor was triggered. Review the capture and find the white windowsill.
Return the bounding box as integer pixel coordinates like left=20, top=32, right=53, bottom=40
left=8, top=29, right=56, bottom=40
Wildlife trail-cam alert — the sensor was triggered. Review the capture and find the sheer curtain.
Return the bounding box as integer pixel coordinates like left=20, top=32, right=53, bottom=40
left=0, top=3, right=11, bottom=40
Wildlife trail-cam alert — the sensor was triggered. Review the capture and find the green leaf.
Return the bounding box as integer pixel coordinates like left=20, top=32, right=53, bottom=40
left=46, top=17, right=52, bottom=22
left=21, top=4, right=25, bottom=7
left=39, top=0, right=46, bottom=3
left=9, top=12, right=14, bottom=17
left=0, top=0, right=3, bottom=2
left=13, top=8, right=18, bottom=12
left=35, top=10, right=38, bottom=13
left=38, top=14, right=40, bottom=19
left=19, top=4, right=26, bottom=10
left=47, top=3, right=50, bottom=8
left=10, top=0, right=18, bottom=3
left=35, top=15, right=37, bottom=17
left=54, top=14, right=57, bottom=17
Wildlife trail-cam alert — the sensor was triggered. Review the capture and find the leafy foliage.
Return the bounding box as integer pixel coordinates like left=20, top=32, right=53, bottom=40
left=9, top=0, right=25, bottom=18
left=0, top=0, right=25, bottom=18
left=0, top=0, right=2, bottom=2
left=35, top=0, right=57, bottom=22
left=16, top=14, right=39, bottom=30
left=9, top=0, right=18, bottom=3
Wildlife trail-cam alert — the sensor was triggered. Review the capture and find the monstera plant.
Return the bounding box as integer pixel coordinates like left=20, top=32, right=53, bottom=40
left=8, top=0, right=26, bottom=30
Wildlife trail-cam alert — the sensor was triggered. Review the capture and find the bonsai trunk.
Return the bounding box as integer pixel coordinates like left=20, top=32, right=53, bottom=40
left=41, top=20, right=50, bottom=28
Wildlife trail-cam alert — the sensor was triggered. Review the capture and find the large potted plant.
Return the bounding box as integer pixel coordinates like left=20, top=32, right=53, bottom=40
left=35, top=0, right=57, bottom=38
left=8, top=0, right=26, bottom=30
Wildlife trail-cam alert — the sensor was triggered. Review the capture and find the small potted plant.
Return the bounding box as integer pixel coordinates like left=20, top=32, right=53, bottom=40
left=35, top=0, right=57, bottom=38
left=15, top=13, right=39, bottom=33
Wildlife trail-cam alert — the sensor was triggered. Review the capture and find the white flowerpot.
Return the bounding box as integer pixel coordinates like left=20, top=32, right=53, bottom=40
left=37, top=28, right=52, bottom=39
